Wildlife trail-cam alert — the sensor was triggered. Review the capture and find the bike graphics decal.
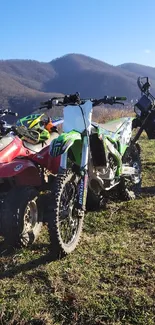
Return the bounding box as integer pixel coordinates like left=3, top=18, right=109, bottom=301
left=49, top=131, right=81, bottom=157
left=78, top=174, right=88, bottom=210
left=79, top=178, right=84, bottom=207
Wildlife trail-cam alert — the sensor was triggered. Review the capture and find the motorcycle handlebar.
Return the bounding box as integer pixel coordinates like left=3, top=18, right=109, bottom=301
left=137, top=76, right=151, bottom=93
left=137, top=76, right=155, bottom=104
left=115, top=97, right=127, bottom=101
left=40, top=100, right=52, bottom=106
left=8, top=111, right=18, bottom=116
left=0, top=109, right=18, bottom=116
left=39, top=97, right=64, bottom=109
left=39, top=94, right=127, bottom=109
left=92, top=96, right=127, bottom=106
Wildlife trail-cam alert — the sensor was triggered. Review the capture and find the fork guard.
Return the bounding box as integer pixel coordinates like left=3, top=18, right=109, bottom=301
left=49, top=130, right=82, bottom=165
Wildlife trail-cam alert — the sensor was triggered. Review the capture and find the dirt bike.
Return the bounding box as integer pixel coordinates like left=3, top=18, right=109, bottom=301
left=43, top=93, right=141, bottom=257
left=0, top=106, right=63, bottom=247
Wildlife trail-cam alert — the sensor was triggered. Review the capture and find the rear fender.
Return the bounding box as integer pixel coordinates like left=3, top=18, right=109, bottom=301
left=49, top=131, right=82, bottom=164
left=0, top=159, right=41, bottom=186
left=117, top=117, right=134, bottom=156
left=116, top=117, right=133, bottom=138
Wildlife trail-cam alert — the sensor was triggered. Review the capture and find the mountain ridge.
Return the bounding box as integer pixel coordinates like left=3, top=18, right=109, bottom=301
left=0, top=53, right=155, bottom=118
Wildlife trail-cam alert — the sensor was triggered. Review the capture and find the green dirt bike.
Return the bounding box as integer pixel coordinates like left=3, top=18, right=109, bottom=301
left=45, top=93, right=141, bottom=257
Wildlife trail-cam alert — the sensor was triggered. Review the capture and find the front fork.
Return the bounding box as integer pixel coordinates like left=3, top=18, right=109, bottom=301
left=78, top=135, right=89, bottom=212
left=59, top=135, right=89, bottom=213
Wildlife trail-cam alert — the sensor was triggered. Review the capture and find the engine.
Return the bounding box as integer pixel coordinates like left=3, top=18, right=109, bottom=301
left=88, top=154, right=117, bottom=193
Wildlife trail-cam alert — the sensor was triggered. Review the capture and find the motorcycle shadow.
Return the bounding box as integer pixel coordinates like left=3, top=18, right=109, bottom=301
left=0, top=239, right=57, bottom=280
left=1, top=183, right=155, bottom=279
left=142, top=162, right=155, bottom=167
left=141, top=186, right=155, bottom=197
left=86, top=184, right=155, bottom=214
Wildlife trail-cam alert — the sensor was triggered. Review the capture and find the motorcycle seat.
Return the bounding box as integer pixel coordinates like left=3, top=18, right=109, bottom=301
left=23, top=132, right=59, bottom=152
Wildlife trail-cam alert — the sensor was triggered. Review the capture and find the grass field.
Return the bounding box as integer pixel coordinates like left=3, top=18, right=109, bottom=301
left=0, top=131, right=155, bottom=324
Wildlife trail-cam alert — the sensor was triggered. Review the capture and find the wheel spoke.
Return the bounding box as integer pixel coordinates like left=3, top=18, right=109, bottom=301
left=58, top=177, right=80, bottom=244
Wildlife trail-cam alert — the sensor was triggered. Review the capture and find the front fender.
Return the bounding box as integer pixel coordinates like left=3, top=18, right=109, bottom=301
left=49, top=130, right=82, bottom=157
left=0, top=159, right=41, bottom=186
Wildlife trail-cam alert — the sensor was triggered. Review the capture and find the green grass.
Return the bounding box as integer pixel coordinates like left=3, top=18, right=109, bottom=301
left=0, top=133, right=155, bottom=325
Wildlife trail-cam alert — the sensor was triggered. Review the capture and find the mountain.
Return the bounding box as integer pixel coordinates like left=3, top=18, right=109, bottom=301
left=0, top=53, right=155, bottom=119
left=45, top=54, right=139, bottom=99
left=118, top=63, right=155, bottom=81
left=118, top=62, right=155, bottom=98
left=0, top=59, right=62, bottom=119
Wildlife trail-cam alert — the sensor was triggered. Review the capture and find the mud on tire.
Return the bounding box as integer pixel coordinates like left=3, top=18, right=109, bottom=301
left=1, top=186, right=43, bottom=247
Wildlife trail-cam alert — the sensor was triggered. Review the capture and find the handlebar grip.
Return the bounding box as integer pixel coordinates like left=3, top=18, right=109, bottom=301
left=115, top=97, right=127, bottom=101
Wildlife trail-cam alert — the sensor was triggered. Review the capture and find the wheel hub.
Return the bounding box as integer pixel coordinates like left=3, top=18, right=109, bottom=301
left=22, top=198, right=38, bottom=235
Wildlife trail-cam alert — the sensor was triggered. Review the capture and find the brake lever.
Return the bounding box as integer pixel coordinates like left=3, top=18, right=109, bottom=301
left=114, top=101, right=124, bottom=106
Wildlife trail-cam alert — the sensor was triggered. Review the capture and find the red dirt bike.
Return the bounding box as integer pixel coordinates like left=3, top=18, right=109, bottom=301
left=0, top=107, right=63, bottom=247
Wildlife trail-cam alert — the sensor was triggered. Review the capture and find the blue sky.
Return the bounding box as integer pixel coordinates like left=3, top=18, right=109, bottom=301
left=0, top=0, right=155, bottom=66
